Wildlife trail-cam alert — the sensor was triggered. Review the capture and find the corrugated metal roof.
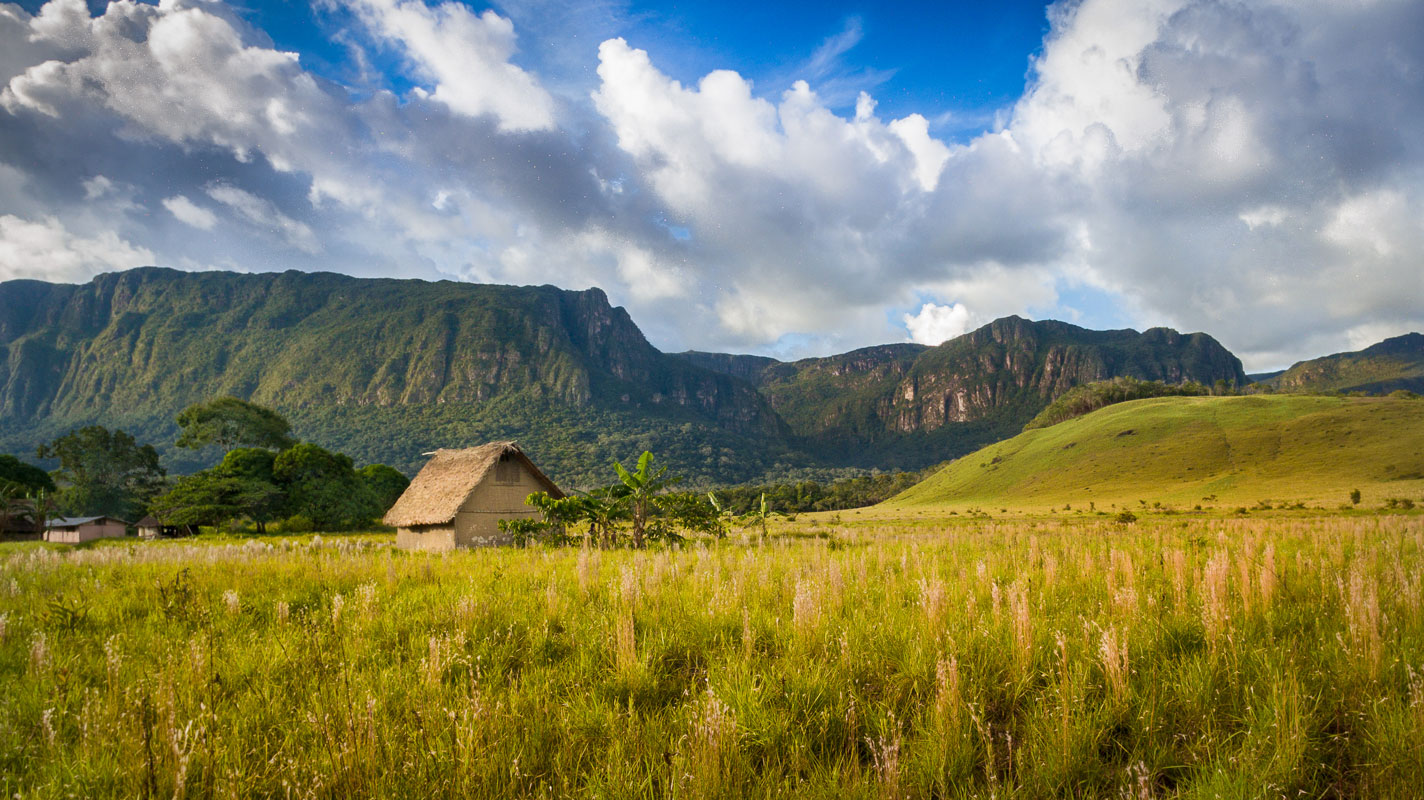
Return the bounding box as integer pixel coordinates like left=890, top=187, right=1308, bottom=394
left=47, top=516, right=127, bottom=528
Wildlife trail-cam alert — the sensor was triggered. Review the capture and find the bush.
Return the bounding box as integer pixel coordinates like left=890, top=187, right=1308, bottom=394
left=280, top=515, right=315, bottom=533
left=1115, top=511, right=1137, bottom=524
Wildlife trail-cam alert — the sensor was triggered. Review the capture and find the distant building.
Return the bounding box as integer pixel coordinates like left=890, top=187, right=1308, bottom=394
left=135, top=516, right=190, bottom=539
left=136, top=516, right=161, bottom=540
left=45, top=516, right=129, bottom=543
left=383, top=442, right=563, bottom=551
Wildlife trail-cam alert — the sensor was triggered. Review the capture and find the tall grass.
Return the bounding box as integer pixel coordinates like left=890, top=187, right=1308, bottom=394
left=1, top=515, right=1422, bottom=797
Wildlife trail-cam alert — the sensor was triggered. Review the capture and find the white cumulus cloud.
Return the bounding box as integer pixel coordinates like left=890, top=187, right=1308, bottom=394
left=904, top=302, right=973, bottom=346
left=0, top=214, right=153, bottom=281
left=342, top=0, right=555, bottom=131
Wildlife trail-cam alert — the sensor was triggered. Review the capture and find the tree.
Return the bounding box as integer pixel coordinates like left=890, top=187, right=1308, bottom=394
left=175, top=396, right=295, bottom=454
left=217, top=448, right=285, bottom=532
left=357, top=464, right=409, bottom=516
left=150, top=448, right=293, bottom=534
left=0, top=454, right=56, bottom=494
left=273, top=443, right=371, bottom=530
left=653, top=492, right=722, bottom=539
left=0, top=481, right=34, bottom=533
left=150, top=471, right=256, bottom=529
left=501, top=490, right=589, bottom=546
left=37, top=426, right=165, bottom=519
left=612, top=451, right=680, bottom=548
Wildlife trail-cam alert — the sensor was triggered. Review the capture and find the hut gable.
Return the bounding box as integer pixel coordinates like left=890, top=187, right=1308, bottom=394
left=383, top=442, right=562, bottom=529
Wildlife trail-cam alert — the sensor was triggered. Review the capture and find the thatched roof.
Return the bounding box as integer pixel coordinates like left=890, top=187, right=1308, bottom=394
left=382, top=442, right=563, bottom=527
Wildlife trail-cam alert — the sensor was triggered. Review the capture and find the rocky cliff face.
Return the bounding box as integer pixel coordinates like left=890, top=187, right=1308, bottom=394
left=883, top=317, right=1245, bottom=433
left=680, top=317, right=1245, bottom=466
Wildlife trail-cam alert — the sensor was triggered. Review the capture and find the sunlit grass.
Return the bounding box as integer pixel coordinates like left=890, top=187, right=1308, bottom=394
left=2, top=513, right=1422, bottom=797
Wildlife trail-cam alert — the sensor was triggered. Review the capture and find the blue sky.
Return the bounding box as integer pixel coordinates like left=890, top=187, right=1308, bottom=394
left=1, top=0, right=1422, bottom=369
left=204, top=0, right=1055, bottom=137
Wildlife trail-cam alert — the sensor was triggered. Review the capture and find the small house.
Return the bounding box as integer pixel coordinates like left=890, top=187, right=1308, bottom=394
left=383, top=442, right=564, bottom=551
left=136, top=516, right=161, bottom=540
left=136, top=516, right=190, bottom=539
left=45, top=516, right=129, bottom=543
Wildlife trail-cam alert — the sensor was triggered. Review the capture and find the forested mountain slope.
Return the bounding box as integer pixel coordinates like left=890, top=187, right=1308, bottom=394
left=2, top=268, right=1246, bottom=485
left=0, top=268, right=788, bottom=485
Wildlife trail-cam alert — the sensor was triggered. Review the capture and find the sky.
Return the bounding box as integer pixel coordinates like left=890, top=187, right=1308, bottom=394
left=0, top=0, right=1422, bottom=371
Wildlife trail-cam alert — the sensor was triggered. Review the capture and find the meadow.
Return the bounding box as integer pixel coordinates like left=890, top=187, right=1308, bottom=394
left=2, top=512, right=1423, bottom=798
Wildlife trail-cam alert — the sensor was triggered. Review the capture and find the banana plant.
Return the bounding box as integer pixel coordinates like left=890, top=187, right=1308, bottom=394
left=739, top=493, right=785, bottom=540
left=612, top=451, right=679, bottom=548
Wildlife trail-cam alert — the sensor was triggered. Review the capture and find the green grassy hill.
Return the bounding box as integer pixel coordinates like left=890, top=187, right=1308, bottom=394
left=886, top=394, right=1424, bottom=510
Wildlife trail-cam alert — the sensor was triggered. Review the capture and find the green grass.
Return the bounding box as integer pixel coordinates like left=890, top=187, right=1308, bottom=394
left=888, top=395, right=1424, bottom=512
left=1, top=513, right=1423, bottom=797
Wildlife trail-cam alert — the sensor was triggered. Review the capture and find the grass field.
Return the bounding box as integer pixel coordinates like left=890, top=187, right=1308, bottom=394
left=3, top=511, right=1423, bottom=798
left=889, top=395, right=1424, bottom=512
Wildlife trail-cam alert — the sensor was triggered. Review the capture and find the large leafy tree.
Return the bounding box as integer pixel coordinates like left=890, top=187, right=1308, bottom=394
left=357, top=464, right=409, bottom=516
left=37, top=426, right=165, bottom=519
left=0, top=454, right=56, bottom=494
left=175, top=396, right=295, bottom=454
left=151, top=447, right=286, bottom=532
left=150, top=472, right=282, bottom=531
left=273, top=443, right=372, bottom=529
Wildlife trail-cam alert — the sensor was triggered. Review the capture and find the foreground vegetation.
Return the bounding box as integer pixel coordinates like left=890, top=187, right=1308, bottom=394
left=2, top=511, right=1422, bottom=797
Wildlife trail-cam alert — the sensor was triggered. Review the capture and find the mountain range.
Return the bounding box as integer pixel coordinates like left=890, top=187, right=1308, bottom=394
left=1257, top=333, right=1424, bottom=395
left=0, top=266, right=1346, bottom=488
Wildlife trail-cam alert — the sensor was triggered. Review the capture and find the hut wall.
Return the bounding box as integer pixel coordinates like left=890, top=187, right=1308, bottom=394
left=47, top=521, right=127, bottom=544
left=396, top=526, right=458, bottom=552
left=451, top=461, right=546, bottom=547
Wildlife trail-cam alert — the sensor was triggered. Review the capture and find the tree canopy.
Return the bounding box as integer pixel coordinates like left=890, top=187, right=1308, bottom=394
left=357, top=464, right=409, bottom=514
left=0, top=454, right=55, bottom=493
left=37, top=426, right=165, bottom=519
left=175, top=396, right=295, bottom=453
left=273, top=443, right=374, bottom=529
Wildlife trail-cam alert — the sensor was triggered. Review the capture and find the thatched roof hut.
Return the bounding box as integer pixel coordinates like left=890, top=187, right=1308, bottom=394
left=384, top=442, right=563, bottom=551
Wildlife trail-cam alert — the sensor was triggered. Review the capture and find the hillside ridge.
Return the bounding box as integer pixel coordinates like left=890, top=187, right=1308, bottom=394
left=888, top=394, right=1424, bottom=510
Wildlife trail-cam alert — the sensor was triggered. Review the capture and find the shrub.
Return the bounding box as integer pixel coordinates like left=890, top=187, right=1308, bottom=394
left=280, top=515, right=315, bottom=533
